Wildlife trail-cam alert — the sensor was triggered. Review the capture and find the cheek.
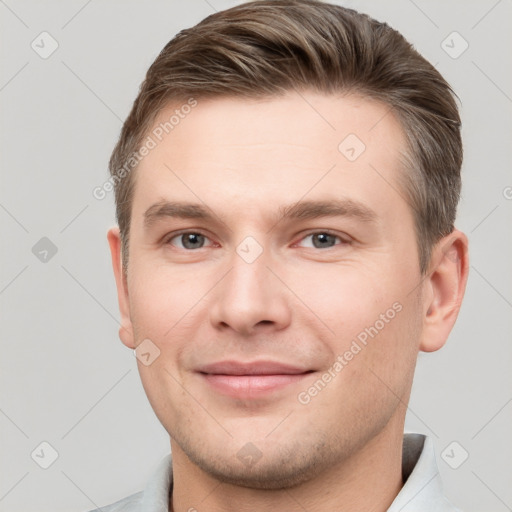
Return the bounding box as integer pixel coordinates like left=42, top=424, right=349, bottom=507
left=127, top=261, right=209, bottom=341
left=293, top=262, right=396, bottom=339
left=315, top=296, right=421, bottom=423
left=299, top=262, right=422, bottom=378
left=344, top=295, right=422, bottom=402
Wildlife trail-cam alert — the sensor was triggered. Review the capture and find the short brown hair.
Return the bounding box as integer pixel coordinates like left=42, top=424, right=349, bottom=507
left=109, top=0, right=462, bottom=274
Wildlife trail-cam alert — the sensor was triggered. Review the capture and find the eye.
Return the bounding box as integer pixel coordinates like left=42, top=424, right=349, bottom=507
left=297, top=232, right=346, bottom=249
left=167, top=232, right=213, bottom=250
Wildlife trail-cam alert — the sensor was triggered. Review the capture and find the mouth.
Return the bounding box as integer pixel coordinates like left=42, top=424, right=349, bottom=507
left=197, top=361, right=314, bottom=399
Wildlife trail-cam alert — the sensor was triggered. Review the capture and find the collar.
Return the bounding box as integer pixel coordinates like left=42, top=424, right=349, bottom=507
left=387, top=433, right=460, bottom=511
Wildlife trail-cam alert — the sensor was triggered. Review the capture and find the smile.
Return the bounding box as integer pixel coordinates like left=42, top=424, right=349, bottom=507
left=197, top=361, right=314, bottom=399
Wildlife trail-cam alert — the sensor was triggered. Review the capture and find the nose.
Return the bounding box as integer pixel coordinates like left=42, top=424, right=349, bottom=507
left=208, top=247, right=292, bottom=336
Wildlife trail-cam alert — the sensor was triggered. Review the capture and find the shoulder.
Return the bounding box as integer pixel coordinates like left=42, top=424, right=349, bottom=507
left=84, top=454, right=172, bottom=512
left=86, top=491, right=143, bottom=512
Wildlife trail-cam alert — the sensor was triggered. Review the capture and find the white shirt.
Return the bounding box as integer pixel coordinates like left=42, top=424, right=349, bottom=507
left=89, top=433, right=460, bottom=512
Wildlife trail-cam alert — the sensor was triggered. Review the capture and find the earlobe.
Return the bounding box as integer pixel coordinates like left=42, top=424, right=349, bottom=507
left=419, top=230, right=469, bottom=353
left=107, top=227, right=136, bottom=349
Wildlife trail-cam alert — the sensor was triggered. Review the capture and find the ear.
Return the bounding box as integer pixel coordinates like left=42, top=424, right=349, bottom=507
left=107, top=227, right=136, bottom=349
left=419, top=229, right=469, bottom=352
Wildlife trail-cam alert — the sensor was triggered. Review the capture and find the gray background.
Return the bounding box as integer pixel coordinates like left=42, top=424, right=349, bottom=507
left=1, top=0, right=511, bottom=511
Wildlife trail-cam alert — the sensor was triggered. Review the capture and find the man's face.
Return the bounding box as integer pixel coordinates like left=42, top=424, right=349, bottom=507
left=115, top=92, right=427, bottom=487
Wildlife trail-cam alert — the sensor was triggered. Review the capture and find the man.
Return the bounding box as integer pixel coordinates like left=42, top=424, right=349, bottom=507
left=97, top=0, right=469, bottom=510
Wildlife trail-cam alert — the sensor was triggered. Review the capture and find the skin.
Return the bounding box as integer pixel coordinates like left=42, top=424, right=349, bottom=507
left=108, top=91, right=469, bottom=512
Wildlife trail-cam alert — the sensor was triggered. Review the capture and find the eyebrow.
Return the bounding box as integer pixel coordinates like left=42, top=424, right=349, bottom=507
left=143, top=198, right=377, bottom=229
left=277, top=199, right=377, bottom=223
left=144, top=201, right=215, bottom=229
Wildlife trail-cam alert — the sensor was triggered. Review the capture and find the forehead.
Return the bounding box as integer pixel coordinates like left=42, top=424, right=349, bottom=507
left=132, top=91, right=409, bottom=223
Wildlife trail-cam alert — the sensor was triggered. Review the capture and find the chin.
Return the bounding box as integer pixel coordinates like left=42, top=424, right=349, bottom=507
left=177, top=434, right=337, bottom=490
left=196, top=457, right=324, bottom=490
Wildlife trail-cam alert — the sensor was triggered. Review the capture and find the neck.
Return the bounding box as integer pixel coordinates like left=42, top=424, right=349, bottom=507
left=170, top=414, right=405, bottom=512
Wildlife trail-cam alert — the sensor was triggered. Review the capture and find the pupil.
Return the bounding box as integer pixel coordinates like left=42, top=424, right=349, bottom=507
left=183, top=233, right=204, bottom=249
left=313, top=233, right=334, bottom=248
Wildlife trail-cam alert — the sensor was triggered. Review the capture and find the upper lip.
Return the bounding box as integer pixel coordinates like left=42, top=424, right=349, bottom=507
left=198, top=360, right=312, bottom=376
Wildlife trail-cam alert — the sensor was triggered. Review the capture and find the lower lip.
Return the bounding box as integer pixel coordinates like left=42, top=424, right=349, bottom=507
left=201, top=373, right=309, bottom=399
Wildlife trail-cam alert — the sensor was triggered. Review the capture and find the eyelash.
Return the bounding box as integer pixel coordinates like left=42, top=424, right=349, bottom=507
left=164, top=230, right=349, bottom=250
